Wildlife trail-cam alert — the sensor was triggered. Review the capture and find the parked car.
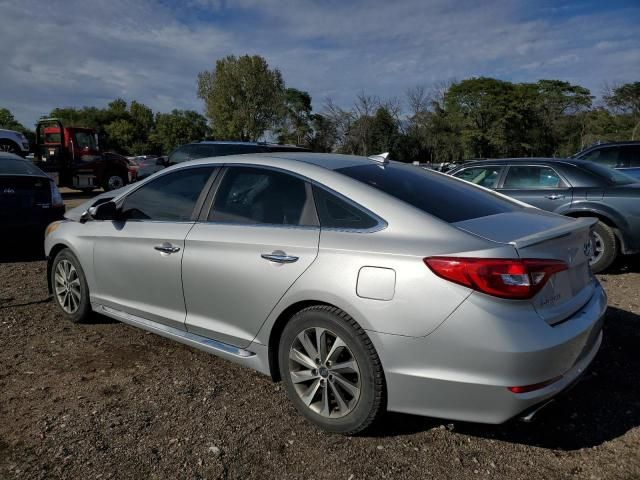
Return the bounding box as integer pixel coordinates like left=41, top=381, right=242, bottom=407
left=136, top=141, right=310, bottom=180
left=0, top=128, right=30, bottom=157
left=572, top=141, right=640, bottom=180
left=0, top=152, right=64, bottom=237
left=449, top=158, right=640, bottom=272
left=45, top=153, right=605, bottom=434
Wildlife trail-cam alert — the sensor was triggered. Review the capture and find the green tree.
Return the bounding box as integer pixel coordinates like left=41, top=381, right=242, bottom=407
left=0, top=108, right=27, bottom=131
left=605, top=82, right=640, bottom=139
left=151, top=110, right=209, bottom=154
left=197, top=55, right=285, bottom=141
left=275, top=88, right=313, bottom=145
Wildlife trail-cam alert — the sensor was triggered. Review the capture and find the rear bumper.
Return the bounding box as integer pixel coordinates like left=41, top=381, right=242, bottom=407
left=368, top=282, right=607, bottom=424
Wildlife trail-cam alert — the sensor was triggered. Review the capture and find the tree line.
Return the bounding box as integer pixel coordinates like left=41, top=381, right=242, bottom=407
left=2, top=54, right=638, bottom=161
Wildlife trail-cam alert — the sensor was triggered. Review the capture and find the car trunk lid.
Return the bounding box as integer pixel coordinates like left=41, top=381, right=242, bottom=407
left=453, top=209, right=596, bottom=325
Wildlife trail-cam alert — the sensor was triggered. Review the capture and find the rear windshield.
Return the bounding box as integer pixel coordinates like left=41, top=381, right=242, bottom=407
left=336, top=162, right=520, bottom=223
left=577, top=162, right=636, bottom=185
left=0, top=158, right=46, bottom=176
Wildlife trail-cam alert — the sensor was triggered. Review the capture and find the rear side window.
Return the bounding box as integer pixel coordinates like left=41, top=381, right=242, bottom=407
left=581, top=147, right=626, bottom=168
left=209, top=167, right=316, bottom=226
left=121, top=167, right=214, bottom=221
left=502, top=166, right=564, bottom=189
left=313, top=186, right=378, bottom=229
left=337, top=163, right=519, bottom=223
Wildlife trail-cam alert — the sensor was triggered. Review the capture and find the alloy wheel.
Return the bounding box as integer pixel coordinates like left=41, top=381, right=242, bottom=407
left=590, top=231, right=604, bottom=266
left=288, top=327, right=361, bottom=418
left=54, top=259, right=81, bottom=314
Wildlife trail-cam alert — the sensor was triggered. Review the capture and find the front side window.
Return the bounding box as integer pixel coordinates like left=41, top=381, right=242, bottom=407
left=209, top=167, right=315, bottom=226
left=168, top=145, right=197, bottom=164
left=453, top=166, right=502, bottom=188
left=121, top=167, right=214, bottom=221
left=581, top=147, right=624, bottom=168
left=502, top=166, right=564, bottom=189
left=620, top=146, right=640, bottom=168
left=313, top=186, right=378, bottom=229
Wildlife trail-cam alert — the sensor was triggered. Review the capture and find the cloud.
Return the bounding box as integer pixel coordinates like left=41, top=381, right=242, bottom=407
left=0, top=0, right=638, bottom=127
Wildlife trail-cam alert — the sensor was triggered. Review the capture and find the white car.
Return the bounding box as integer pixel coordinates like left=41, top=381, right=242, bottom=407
left=0, top=128, right=30, bottom=157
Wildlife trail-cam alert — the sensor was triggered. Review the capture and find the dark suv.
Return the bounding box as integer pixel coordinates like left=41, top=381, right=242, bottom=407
left=572, top=141, right=640, bottom=180
left=136, top=141, right=310, bottom=180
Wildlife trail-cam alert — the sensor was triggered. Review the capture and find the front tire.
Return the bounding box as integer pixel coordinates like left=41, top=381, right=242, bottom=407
left=278, top=306, right=386, bottom=435
left=102, top=171, right=127, bottom=191
left=589, top=221, right=617, bottom=273
left=51, top=249, right=91, bottom=323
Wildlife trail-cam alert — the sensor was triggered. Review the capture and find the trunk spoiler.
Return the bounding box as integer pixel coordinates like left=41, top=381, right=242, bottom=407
left=509, top=217, right=597, bottom=249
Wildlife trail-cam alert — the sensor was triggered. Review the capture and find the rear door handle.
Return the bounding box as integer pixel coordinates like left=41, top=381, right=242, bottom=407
left=154, top=243, right=181, bottom=254
left=545, top=194, right=565, bottom=200
left=261, top=252, right=299, bottom=264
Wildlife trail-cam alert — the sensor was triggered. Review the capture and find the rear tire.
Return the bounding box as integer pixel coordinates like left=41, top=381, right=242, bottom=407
left=51, top=249, right=91, bottom=323
left=278, top=305, right=386, bottom=435
left=590, top=221, right=617, bottom=273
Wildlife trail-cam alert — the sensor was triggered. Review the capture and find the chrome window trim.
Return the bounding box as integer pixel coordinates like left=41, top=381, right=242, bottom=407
left=200, top=163, right=387, bottom=233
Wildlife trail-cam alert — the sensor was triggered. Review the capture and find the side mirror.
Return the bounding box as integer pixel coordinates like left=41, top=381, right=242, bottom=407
left=81, top=201, right=119, bottom=222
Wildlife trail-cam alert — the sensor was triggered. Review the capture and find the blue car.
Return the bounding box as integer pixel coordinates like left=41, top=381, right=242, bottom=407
left=572, top=141, right=640, bottom=180
left=449, top=158, right=640, bottom=273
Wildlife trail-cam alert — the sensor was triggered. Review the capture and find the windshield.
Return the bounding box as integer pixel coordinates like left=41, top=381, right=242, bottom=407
left=578, top=162, right=636, bottom=185
left=336, top=162, right=521, bottom=223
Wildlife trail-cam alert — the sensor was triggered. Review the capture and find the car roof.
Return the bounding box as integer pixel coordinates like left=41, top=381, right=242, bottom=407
left=193, top=141, right=308, bottom=150
left=454, top=157, right=592, bottom=168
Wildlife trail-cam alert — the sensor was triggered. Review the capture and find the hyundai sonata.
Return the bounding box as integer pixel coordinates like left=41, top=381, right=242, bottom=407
left=45, top=153, right=606, bottom=434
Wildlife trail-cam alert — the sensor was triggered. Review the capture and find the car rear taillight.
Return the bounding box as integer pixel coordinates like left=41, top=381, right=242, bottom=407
left=50, top=180, right=63, bottom=207
left=507, top=376, right=563, bottom=393
left=423, top=257, right=568, bottom=299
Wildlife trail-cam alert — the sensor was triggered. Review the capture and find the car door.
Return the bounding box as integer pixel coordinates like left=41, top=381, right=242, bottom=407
left=92, top=166, right=216, bottom=330
left=182, top=166, right=320, bottom=348
left=496, top=165, right=572, bottom=212
left=451, top=165, right=504, bottom=188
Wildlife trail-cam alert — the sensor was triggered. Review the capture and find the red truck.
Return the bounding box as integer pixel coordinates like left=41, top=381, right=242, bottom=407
left=34, top=119, right=132, bottom=191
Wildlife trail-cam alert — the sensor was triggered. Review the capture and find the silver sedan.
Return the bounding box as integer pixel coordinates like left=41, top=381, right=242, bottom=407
left=44, top=153, right=606, bottom=434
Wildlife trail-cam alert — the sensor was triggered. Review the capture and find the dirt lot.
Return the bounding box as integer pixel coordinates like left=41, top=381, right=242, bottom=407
left=1, top=211, right=639, bottom=479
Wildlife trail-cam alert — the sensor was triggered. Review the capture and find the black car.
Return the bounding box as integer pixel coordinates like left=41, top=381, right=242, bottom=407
left=1, top=152, right=65, bottom=237
left=449, top=158, right=640, bottom=272
left=136, top=141, right=310, bottom=180
left=572, top=141, right=640, bottom=180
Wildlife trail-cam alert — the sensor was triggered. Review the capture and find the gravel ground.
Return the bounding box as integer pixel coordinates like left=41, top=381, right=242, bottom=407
left=1, top=241, right=639, bottom=480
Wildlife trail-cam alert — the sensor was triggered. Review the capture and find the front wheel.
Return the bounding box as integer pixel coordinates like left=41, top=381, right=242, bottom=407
left=589, top=221, right=617, bottom=273
left=278, top=306, right=386, bottom=435
left=102, top=171, right=127, bottom=191
left=51, top=249, right=92, bottom=323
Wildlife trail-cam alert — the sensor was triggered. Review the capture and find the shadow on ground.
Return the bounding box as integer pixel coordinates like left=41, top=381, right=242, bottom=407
left=369, top=306, right=640, bottom=450
left=0, top=239, right=45, bottom=264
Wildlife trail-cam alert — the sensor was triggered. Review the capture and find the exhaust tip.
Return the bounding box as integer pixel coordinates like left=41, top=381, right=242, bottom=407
left=520, top=399, right=554, bottom=423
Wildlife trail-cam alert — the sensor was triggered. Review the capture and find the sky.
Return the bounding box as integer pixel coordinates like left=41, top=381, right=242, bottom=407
left=1, top=0, right=639, bottom=128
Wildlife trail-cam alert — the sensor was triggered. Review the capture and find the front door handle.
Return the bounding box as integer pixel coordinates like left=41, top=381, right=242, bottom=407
left=261, top=252, right=299, bottom=264
left=545, top=194, right=565, bottom=200
left=154, top=242, right=181, bottom=254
